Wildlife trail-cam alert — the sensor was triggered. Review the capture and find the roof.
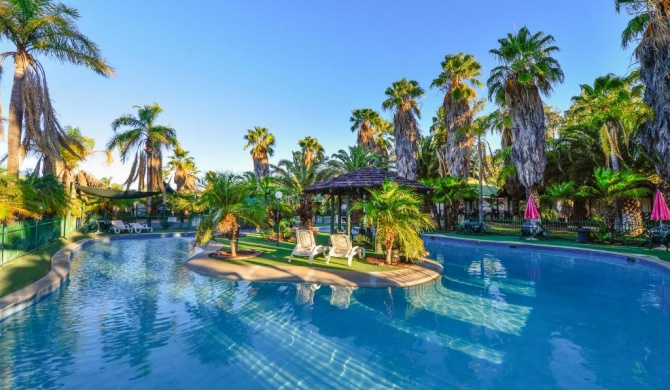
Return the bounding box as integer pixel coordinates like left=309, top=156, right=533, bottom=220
left=303, top=167, right=431, bottom=195
left=466, top=178, right=501, bottom=197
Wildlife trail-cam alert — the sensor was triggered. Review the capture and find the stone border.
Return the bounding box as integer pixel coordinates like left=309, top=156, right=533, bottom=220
left=185, top=240, right=443, bottom=288
left=422, top=233, right=670, bottom=273
left=0, top=232, right=195, bottom=321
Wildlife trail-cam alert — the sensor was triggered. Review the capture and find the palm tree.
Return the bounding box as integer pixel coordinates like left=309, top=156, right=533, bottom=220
left=431, top=53, right=483, bottom=180
left=272, top=152, right=333, bottom=229
left=542, top=181, right=577, bottom=221
left=354, top=180, right=434, bottom=264
left=298, top=136, right=325, bottom=169
left=487, top=26, right=564, bottom=203
left=422, top=175, right=477, bottom=230
left=0, top=0, right=114, bottom=176
left=429, top=107, right=449, bottom=178
left=107, top=103, right=179, bottom=218
left=188, top=171, right=267, bottom=257
left=615, top=0, right=670, bottom=187
left=349, top=108, right=391, bottom=155
left=166, top=147, right=198, bottom=192
left=243, top=126, right=275, bottom=180
left=328, top=145, right=382, bottom=174
left=382, top=78, right=424, bottom=180
left=577, top=168, right=650, bottom=242
left=0, top=169, right=39, bottom=223
left=570, top=73, right=650, bottom=171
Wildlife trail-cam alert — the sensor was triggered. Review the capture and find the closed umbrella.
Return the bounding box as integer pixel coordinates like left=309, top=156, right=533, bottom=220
left=524, top=196, right=540, bottom=220
left=651, top=190, right=670, bottom=227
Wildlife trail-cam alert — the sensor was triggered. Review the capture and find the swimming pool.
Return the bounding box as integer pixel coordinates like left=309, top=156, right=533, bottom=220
left=1, top=236, right=669, bottom=389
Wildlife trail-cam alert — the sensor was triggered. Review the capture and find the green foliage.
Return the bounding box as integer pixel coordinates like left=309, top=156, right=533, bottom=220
left=431, top=52, right=483, bottom=105
left=328, top=145, right=384, bottom=173
left=577, top=168, right=650, bottom=206
left=354, top=180, right=434, bottom=264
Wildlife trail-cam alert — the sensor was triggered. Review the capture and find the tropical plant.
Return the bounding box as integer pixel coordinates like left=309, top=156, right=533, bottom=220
left=542, top=181, right=577, bottom=221
left=272, top=151, right=333, bottom=229
left=0, top=0, right=114, bottom=176
left=422, top=176, right=477, bottom=230
left=487, top=26, right=564, bottom=203
left=354, top=180, right=434, bottom=264
left=328, top=145, right=383, bottom=174
left=569, top=72, right=650, bottom=171
left=23, top=173, right=69, bottom=217
left=577, top=168, right=650, bottom=242
left=0, top=169, right=39, bottom=223
left=431, top=53, right=483, bottom=180
left=615, top=0, right=670, bottom=187
left=416, top=135, right=441, bottom=181
left=166, top=146, right=198, bottom=192
left=188, top=171, right=267, bottom=257
left=382, top=78, right=425, bottom=180
left=243, top=126, right=275, bottom=180
left=298, top=136, right=325, bottom=169
left=349, top=108, right=392, bottom=156
left=107, top=103, right=179, bottom=217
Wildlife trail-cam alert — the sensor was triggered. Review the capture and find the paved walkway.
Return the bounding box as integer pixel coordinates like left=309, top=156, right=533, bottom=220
left=186, top=241, right=443, bottom=288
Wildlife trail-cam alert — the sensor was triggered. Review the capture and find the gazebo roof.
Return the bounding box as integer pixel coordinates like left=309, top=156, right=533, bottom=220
left=303, top=167, right=431, bottom=195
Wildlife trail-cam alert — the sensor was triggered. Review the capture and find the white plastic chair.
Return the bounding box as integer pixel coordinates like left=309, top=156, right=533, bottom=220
left=128, top=222, right=153, bottom=233
left=110, top=220, right=132, bottom=234
left=289, top=229, right=328, bottom=264
left=326, top=234, right=363, bottom=266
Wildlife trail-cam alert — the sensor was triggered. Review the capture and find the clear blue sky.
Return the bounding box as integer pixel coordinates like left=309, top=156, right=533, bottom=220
left=0, top=0, right=635, bottom=184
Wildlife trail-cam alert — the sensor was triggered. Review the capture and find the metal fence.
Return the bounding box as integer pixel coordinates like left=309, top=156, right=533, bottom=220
left=447, top=216, right=656, bottom=245
left=0, top=216, right=81, bottom=267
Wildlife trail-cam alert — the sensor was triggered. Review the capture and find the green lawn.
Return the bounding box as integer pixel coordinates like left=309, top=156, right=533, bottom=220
left=214, top=232, right=398, bottom=272
left=431, top=232, right=670, bottom=262
left=0, top=231, right=97, bottom=298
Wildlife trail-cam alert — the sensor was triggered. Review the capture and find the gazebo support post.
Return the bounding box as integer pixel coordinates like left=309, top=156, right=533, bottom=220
left=337, top=195, right=343, bottom=233
left=346, top=195, right=351, bottom=237
left=330, top=193, right=335, bottom=233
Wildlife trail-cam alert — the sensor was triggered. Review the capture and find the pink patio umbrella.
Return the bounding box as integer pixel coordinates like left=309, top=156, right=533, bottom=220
left=651, top=189, right=670, bottom=227
left=524, top=195, right=540, bottom=220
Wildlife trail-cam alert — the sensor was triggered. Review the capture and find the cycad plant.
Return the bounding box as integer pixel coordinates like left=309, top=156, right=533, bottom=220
left=354, top=180, right=434, bottom=264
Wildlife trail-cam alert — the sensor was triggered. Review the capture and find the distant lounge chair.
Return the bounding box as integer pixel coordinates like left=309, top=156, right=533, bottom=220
left=289, top=229, right=328, bottom=264
left=110, top=220, right=132, bottom=234
left=521, top=221, right=551, bottom=240
left=639, top=226, right=670, bottom=250
left=128, top=222, right=153, bottom=233
left=327, top=234, right=364, bottom=266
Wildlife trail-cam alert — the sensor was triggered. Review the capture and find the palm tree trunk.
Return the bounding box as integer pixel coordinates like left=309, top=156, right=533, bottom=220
left=7, top=53, right=29, bottom=176
left=394, top=111, right=419, bottom=181
left=146, top=141, right=154, bottom=219
left=444, top=97, right=473, bottom=179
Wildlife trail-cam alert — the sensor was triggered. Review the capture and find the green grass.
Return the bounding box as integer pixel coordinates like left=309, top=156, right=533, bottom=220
left=214, top=232, right=398, bottom=272
left=431, top=232, right=670, bottom=262
left=0, top=231, right=98, bottom=298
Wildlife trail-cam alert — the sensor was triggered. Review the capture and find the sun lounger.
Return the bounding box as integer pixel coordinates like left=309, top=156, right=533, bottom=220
left=638, top=226, right=670, bottom=250
left=128, top=222, right=153, bottom=233
left=110, top=220, right=132, bottom=234
left=521, top=221, right=550, bottom=240
left=326, top=234, right=363, bottom=266
left=289, top=229, right=328, bottom=264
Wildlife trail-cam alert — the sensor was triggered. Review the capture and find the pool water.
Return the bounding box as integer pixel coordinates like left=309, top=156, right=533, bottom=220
left=1, top=237, right=670, bottom=389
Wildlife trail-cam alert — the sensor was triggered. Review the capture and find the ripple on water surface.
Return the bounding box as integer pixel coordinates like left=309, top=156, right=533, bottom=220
left=1, top=237, right=670, bottom=389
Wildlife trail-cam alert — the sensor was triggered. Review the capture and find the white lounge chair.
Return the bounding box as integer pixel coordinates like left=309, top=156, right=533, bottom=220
left=289, top=229, right=328, bottom=264
left=128, top=222, right=153, bottom=233
left=326, top=234, right=363, bottom=266
left=110, top=220, right=132, bottom=234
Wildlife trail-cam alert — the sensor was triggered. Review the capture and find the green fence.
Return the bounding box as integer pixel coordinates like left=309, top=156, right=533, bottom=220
left=0, top=216, right=81, bottom=267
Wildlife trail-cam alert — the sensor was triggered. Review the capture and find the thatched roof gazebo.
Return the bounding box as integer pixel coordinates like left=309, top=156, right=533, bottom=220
left=303, top=167, right=431, bottom=234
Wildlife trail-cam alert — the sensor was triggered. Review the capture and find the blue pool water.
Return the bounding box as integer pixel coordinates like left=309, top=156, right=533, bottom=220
left=1, top=237, right=670, bottom=389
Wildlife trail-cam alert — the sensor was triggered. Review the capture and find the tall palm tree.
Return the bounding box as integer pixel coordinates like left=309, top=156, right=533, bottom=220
left=243, top=126, right=275, bottom=180
left=431, top=53, right=483, bottom=180
left=429, top=107, right=449, bottom=178
left=354, top=180, right=434, bottom=264
left=487, top=26, right=564, bottom=203
left=328, top=145, right=382, bottom=174
left=349, top=108, right=391, bottom=155
left=616, top=0, right=670, bottom=187
left=166, top=147, right=198, bottom=193
left=0, top=0, right=114, bottom=176
left=382, top=78, right=424, bottom=180
left=107, top=103, right=179, bottom=217
left=298, top=136, right=325, bottom=169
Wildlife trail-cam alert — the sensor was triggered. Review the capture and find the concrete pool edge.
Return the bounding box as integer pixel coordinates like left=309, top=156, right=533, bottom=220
left=422, top=233, right=670, bottom=272
left=186, top=240, right=443, bottom=288
left=0, top=232, right=195, bottom=321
